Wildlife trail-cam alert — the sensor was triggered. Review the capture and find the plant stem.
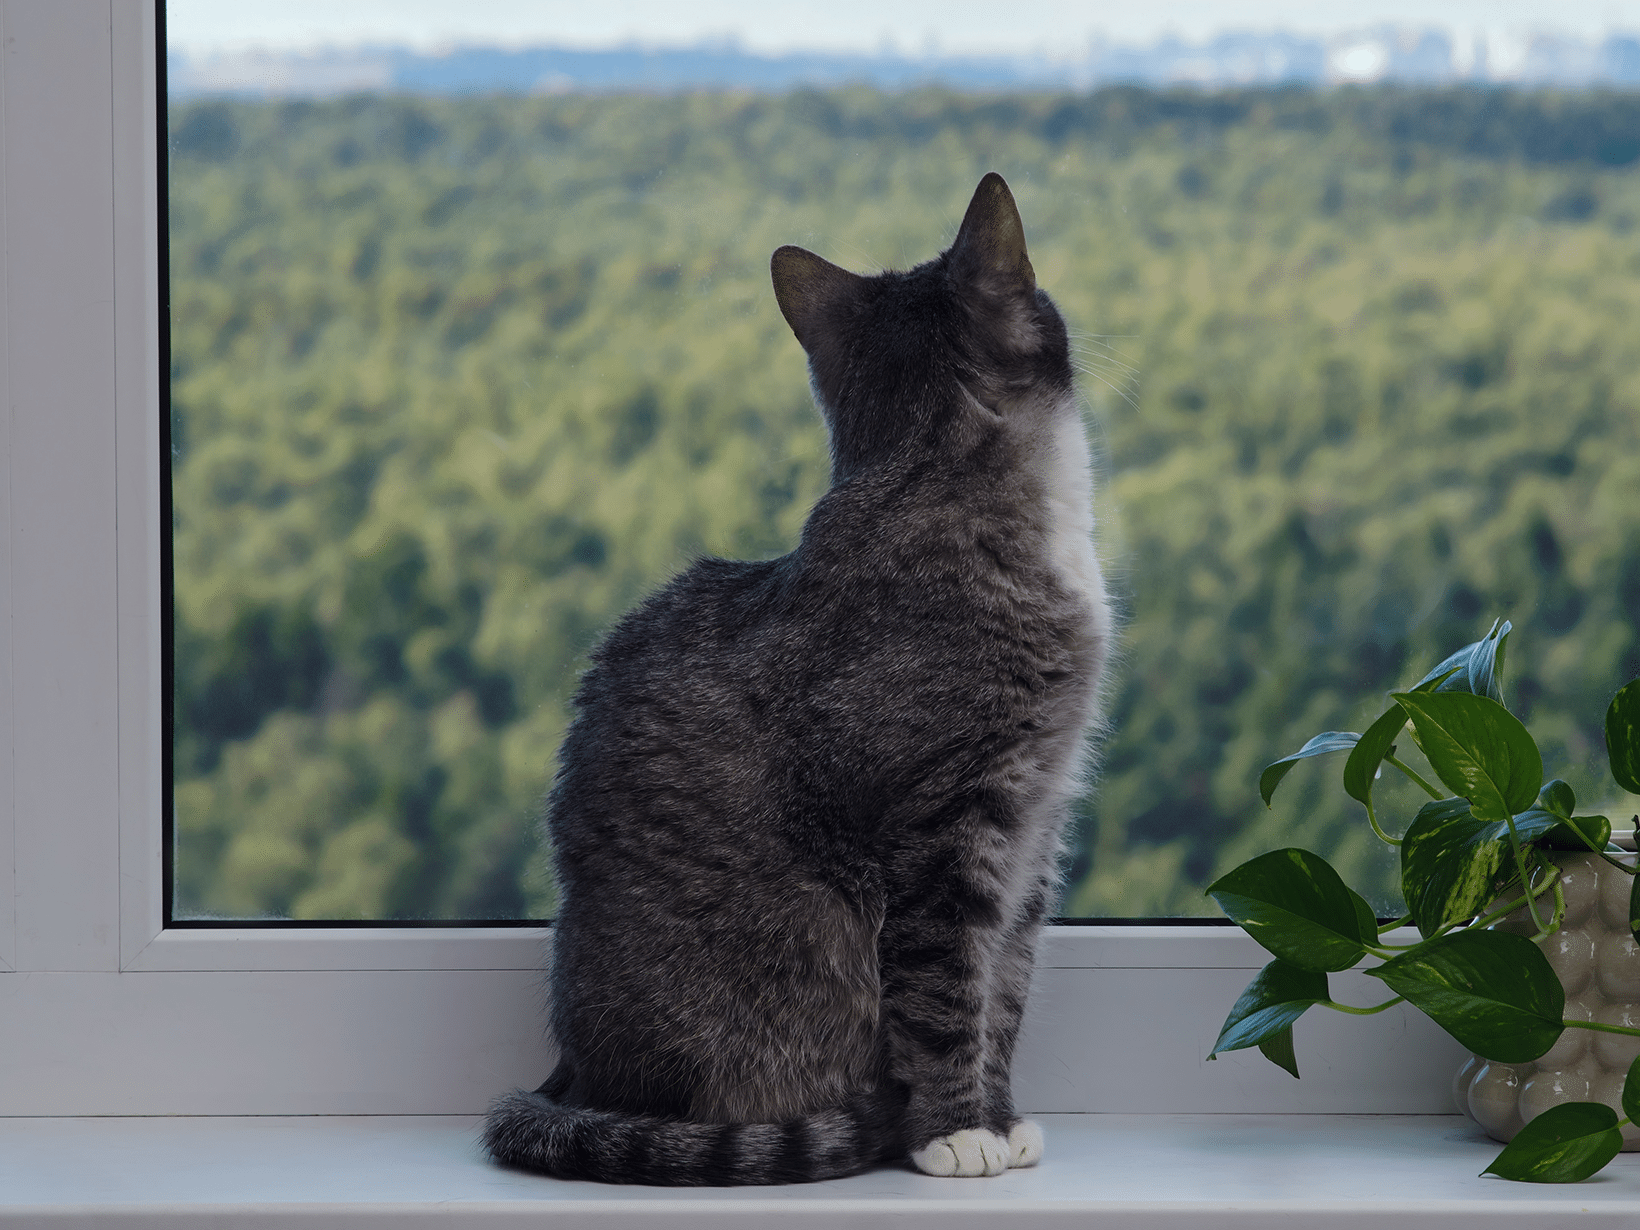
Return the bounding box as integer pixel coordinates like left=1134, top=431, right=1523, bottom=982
left=1376, top=913, right=1413, bottom=936
left=1323, top=995, right=1408, bottom=1016
left=1467, top=866, right=1561, bottom=932
left=1378, top=921, right=1449, bottom=950
left=1521, top=875, right=1564, bottom=943
left=1588, top=846, right=1637, bottom=876
left=1561, top=1019, right=1640, bottom=1038
left=1542, top=876, right=1566, bottom=936
left=1555, top=819, right=1636, bottom=874
left=1387, top=754, right=1444, bottom=801
left=1503, top=812, right=1547, bottom=934
left=1364, top=795, right=1400, bottom=847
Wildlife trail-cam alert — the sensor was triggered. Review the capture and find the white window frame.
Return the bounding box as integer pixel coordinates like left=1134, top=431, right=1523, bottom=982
left=0, top=0, right=1466, bottom=1120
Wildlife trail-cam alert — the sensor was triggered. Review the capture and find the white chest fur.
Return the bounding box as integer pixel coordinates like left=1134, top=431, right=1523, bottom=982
left=1042, top=402, right=1107, bottom=624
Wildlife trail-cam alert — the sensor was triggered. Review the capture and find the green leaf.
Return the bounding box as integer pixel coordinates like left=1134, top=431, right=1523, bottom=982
left=1365, top=929, right=1564, bottom=1062
left=1342, top=704, right=1408, bottom=807
left=1207, top=849, right=1369, bottom=972
left=1510, top=782, right=1585, bottom=844
left=1340, top=667, right=1465, bottom=808
left=1349, top=887, right=1381, bottom=944
left=1418, top=619, right=1511, bottom=703
left=1623, top=1054, right=1640, bottom=1125
left=1481, top=1102, right=1623, bottom=1183
left=1537, top=813, right=1611, bottom=852
left=1210, top=959, right=1328, bottom=1060
left=1516, top=779, right=1609, bottom=851
left=1257, top=1025, right=1301, bottom=1079
left=1537, top=779, right=1576, bottom=819
left=1260, top=731, right=1361, bottom=807
left=1397, top=798, right=1560, bottom=937
left=1507, top=809, right=1565, bottom=846
left=1392, top=691, right=1543, bottom=823
left=1401, top=799, right=1504, bottom=938
left=1608, top=679, right=1640, bottom=796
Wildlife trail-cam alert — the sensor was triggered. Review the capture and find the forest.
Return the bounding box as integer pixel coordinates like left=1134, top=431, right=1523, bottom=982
left=167, top=84, right=1640, bottom=921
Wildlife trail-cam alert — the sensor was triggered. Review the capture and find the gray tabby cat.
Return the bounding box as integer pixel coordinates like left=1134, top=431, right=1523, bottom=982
left=484, top=173, right=1111, bottom=1185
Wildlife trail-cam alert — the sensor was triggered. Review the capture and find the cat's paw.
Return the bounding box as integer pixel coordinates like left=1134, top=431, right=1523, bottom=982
left=1007, top=1119, right=1044, bottom=1168
left=911, top=1128, right=1011, bottom=1177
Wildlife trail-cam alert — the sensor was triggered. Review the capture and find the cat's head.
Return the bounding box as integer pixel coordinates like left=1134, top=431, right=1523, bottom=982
left=770, top=173, right=1073, bottom=480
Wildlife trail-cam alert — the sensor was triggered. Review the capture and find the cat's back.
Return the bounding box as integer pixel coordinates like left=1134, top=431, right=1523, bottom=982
left=556, top=448, right=1099, bottom=850
left=550, top=553, right=794, bottom=831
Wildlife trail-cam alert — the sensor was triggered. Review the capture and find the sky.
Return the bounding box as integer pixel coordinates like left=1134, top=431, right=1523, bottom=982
left=167, top=1, right=1640, bottom=59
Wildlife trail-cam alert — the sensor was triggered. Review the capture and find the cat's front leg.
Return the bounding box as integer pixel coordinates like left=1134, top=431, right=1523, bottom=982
left=879, top=840, right=1012, bottom=1177
left=979, top=861, right=1056, bottom=1168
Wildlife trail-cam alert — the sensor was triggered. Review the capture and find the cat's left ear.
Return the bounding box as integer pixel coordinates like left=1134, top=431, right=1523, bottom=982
left=949, top=173, right=1036, bottom=299
left=771, top=246, right=864, bottom=353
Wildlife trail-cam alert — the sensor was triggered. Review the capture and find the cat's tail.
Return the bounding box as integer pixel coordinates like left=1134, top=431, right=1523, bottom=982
left=482, top=1082, right=904, bottom=1186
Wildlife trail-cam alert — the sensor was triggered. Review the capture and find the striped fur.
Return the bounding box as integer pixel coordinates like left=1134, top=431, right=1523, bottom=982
left=484, top=174, right=1110, bottom=1185
left=484, top=1081, right=905, bottom=1185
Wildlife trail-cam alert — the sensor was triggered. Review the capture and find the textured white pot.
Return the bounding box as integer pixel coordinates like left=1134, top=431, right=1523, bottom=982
left=1453, top=845, right=1640, bottom=1149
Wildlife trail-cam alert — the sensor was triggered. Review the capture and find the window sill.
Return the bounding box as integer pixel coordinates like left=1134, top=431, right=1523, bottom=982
left=6, top=1113, right=1639, bottom=1226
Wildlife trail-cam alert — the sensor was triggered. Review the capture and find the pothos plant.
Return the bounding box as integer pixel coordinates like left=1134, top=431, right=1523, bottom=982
left=1207, top=620, right=1640, bottom=1183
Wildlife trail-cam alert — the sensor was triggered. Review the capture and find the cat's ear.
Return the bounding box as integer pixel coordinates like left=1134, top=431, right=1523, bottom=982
left=771, top=246, right=863, bottom=352
left=949, top=173, right=1036, bottom=299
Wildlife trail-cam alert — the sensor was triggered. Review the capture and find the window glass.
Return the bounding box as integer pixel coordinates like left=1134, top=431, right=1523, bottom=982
left=166, top=3, right=1640, bottom=922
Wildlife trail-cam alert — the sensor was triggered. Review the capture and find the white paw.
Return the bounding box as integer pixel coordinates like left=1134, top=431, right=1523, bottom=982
left=1007, top=1119, right=1044, bottom=1168
left=911, top=1128, right=1011, bottom=1177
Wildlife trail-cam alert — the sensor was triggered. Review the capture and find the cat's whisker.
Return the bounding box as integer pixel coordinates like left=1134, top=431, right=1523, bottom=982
left=1068, top=335, right=1141, bottom=367
left=1068, top=335, right=1138, bottom=356
left=1073, top=363, right=1142, bottom=410
left=1070, top=350, right=1141, bottom=382
left=1071, top=351, right=1141, bottom=381
left=1069, top=340, right=1141, bottom=373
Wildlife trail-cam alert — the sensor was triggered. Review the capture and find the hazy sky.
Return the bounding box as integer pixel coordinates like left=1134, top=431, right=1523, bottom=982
left=168, top=1, right=1640, bottom=57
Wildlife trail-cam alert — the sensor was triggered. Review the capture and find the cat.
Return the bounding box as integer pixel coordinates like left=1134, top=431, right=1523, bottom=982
left=483, top=172, right=1111, bottom=1185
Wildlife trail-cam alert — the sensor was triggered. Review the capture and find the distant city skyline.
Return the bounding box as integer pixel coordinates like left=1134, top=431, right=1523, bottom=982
left=167, top=26, right=1640, bottom=97
left=168, top=1, right=1640, bottom=59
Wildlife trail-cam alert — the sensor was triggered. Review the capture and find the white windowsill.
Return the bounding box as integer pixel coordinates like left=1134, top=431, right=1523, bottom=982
left=5, top=1113, right=1639, bottom=1226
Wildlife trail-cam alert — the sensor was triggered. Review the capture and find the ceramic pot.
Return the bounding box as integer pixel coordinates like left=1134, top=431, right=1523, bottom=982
left=1452, top=846, right=1640, bottom=1149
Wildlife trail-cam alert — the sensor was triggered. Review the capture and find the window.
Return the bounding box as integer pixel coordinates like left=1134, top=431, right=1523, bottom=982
left=164, top=6, right=1640, bottom=927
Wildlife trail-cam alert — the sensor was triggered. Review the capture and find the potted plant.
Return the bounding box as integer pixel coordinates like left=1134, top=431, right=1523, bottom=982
left=1207, top=619, right=1640, bottom=1182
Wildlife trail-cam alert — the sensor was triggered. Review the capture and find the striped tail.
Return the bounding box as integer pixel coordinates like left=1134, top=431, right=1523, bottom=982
left=482, top=1084, right=904, bottom=1186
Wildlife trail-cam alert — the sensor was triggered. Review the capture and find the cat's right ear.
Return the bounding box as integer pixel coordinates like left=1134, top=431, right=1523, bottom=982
left=949, top=172, right=1036, bottom=301
left=771, top=246, right=863, bottom=353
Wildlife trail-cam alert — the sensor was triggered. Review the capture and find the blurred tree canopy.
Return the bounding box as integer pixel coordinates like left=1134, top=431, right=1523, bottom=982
left=168, top=85, right=1640, bottom=921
